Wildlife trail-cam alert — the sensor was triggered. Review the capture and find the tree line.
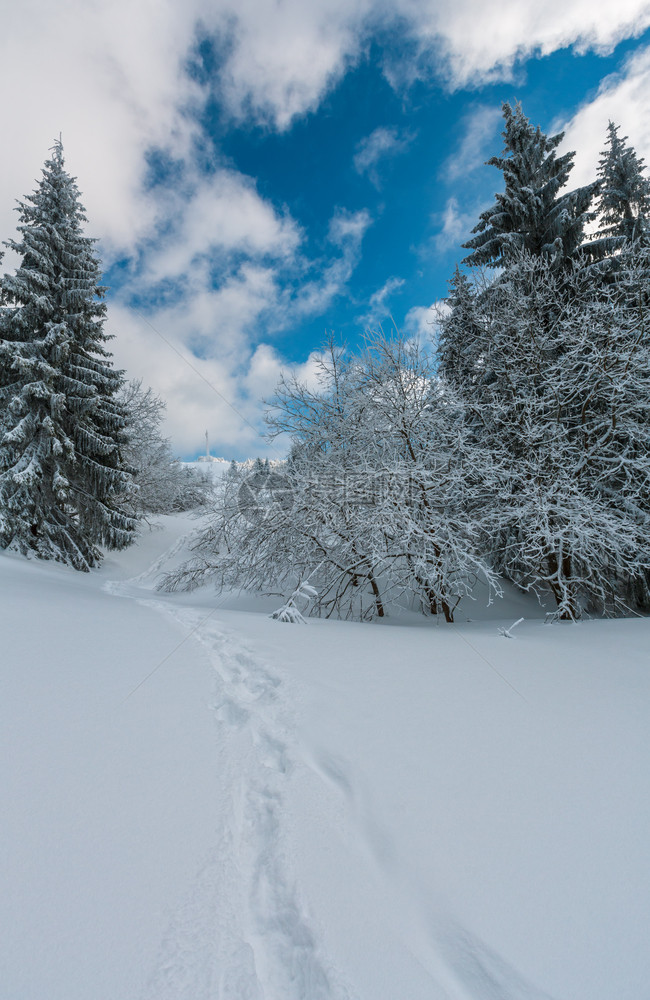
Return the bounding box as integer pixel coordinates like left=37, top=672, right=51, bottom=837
left=167, top=104, right=650, bottom=621
left=3, top=110, right=648, bottom=617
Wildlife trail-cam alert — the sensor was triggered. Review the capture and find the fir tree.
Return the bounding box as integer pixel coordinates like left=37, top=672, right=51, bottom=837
left=436, top=265, right=486, bottom=388
left=463, top=102, right=597, bottom=269
left=0, top=140, right=136, bottom=570
left=596, top=121, right=650, bottom=247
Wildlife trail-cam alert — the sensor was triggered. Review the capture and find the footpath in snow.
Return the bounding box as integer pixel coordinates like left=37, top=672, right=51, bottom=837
left=2, top=514, right=650, bottom=1000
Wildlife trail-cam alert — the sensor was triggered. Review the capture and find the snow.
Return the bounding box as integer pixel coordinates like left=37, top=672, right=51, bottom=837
left=2, top=515, right=650, bottom=999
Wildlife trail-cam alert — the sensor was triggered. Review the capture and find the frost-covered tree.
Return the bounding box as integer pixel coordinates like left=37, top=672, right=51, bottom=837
left=463, top=102, right=597, bottom=269
left=344, top=335, right=500, bottom=620
left=119, top=379, right=211, bottom=516
left=439, top=249, right=650, bottom=618
left=595, top=121, right=650, bottom=248
left=0, top=141, right=136, bottom=570
left=436, top=265, right=490, bottom=391
left=165, top=336, right=500, bottom=622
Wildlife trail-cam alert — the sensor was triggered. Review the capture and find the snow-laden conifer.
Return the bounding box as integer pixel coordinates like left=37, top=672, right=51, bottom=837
left=0, top=141, right=136, bottom=569
left=463, top=102, right=597, bottom=269
left=596, top=121, right=650, bottom=248
left=436, top=265, right=488, bottom=391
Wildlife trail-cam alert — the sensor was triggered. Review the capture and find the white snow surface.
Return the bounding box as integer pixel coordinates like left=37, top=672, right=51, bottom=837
left=2, top=514, right=649, bottom=1000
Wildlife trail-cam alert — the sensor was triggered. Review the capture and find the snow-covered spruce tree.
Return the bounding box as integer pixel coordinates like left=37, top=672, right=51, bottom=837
left=119, top=379, right=211, bottom=516
left=438, top=249, right=650, bottom=618
left=442, top=103, right=598, bottom=406
left=0, top=141, right=136, bottom=570
left=463, top=102, right=597, bottom=270
left=595, top=122, right=650, bottom=248
left=436, top=264, right=492, bottom=392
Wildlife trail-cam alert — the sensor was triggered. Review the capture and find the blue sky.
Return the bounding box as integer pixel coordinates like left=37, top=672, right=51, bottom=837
left=3, top=2, right=650, bottom=457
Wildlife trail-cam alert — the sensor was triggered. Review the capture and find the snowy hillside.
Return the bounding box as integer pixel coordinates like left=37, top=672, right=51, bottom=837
left=2, top=516, right=649, bottom=1000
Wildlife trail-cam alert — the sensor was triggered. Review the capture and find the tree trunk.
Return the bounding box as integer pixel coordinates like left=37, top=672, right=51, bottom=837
left=367, top=572, right=384, bottom=618
left=548, top=551, right=579, bottom=620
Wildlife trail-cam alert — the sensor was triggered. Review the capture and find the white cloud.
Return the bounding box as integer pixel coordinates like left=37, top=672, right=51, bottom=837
left=108, top=295, right=285, bottom=459
left=142, top=169, right=301, bottom=285
left=107, top=200, right=372, bottom=455
left=328, top=207, right=373, bottom=247
left=370, top=275, right=405, bottom=306
left=358, top=275, right=405, bottom=329
left=3, top=0, right=649, bottom=254
left=444, top=105, right=502, bottom=180
left=434, top=197, right=476, bottom=254
left=208, top=0, right=650, bottom=123
left=403, top=303, right=439, bottom=344
left=3, top=1, right=644, bottom=235
left=208, top=0, right=370, bottom=130
left=287, top=208, right=372, bottom=319
left=354, top=127, right=414, bottom=185
left=244, top=343, right=326, bottom=402
left=109, top=292, right=332, bottom=459
left=107, top=301, right=264, bottom=459
left=0, top=0, right=205, bottom=262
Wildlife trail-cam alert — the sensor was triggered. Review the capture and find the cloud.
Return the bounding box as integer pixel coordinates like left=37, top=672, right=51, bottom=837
left=107, top=300, right=266, bottom=459
left=354, top=126, right=414, bottom=186
left=358, top=275, right=405, bottom=328
left=107, top=202, right=372, bottom=456
left=241, top=342, right=331, bottom=455
left=244, top=343, right=327, bottom=402
left=0, top=0, right=205, bottom=264
left=141, top=168, right=301, bottom=285
left=108, top=296, right=292, bottom=460
left=443, top=105, right=503, bottom=180
left=3, top=0, right=649, bottom=254
left=328, top=207, right=373, bottom=247
left=403, top=303, right=439, bottom=344
left=109, top=293, right=331, bottom=459
left=208, top=0, right=370, bottom=130
left=290, top=208, right=373, bottom=319
left=433, top=197, right=476, bottom=254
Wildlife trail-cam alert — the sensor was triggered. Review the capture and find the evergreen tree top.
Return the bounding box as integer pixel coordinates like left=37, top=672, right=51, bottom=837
left=3, top=139, right=108, bottom=348
left=13, top=139, right=88, bottom=237
left=462, top=102, right=597, bottom=269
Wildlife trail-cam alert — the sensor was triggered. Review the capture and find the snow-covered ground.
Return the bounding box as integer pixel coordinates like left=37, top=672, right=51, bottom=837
left=2, top=515, right=649, bottom=1000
